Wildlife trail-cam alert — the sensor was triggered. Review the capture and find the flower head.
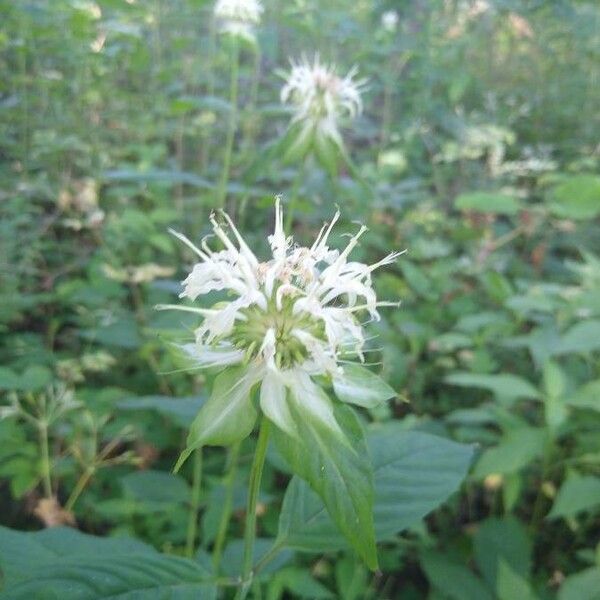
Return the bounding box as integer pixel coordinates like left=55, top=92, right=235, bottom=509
left=161, top=199, right=400, bottom=448
left=213, top=0, right=263, bottom=41
left=281, top=55, right=366, bottom=148
left=381, top=10, right=399, bottom=32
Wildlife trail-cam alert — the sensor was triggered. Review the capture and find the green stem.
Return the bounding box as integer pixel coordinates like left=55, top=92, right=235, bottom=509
left=234, top=418, right=271, bottom=600
left=38, top=422, right=52, bottom=498
left=212, top=442, right=241, bottom=573
left=185, top=448, right=203, bottom=558
left=217, top=38, right=240, bottom=209
left=65, top=466, right=95, bottom=512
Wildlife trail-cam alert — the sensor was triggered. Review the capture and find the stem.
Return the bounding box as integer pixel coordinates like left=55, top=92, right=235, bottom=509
left=65, top=466, right=95, bottom=512
left=217, top=38, right=240, bottom=209
left=529, top=439, right=554, bottom=532
left=212, top=442, right=241, bottom=572
left=38, top=422, right=52, bottom=498
left=234, top=418, right=271, bottom=600
left=185, top=448, right=203, bottom=558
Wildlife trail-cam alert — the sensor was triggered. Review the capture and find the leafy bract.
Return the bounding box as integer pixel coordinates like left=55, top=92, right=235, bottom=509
left=174, top=366, right=257, bottom=471
left=275, top=426, right=473, bottom=555
left=273, top=404, right=378, bottom=569
left=332, top=364, right=396, bottom=408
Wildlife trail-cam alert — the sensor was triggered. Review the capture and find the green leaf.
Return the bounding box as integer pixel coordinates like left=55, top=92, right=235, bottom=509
left=496, top=558, right=537, bottom=600
left=0, top=367, right=21, bottom=390
left=332, top=364, right=396, bottom=409
left=117, top=395, right=207, bottom=428
left=0, top=526, right=216, bottom=599
left=314, top=130, right=340, bottom=178
left=455, top=192, right=520, bottom=215
left=274, top=404, right=377, bottom=569
left=420, top=551, right=493, bottom=600
left=568, top=380, right=600, bottom=412
left=558, top=320, right=600, bottom=354
left=548, top=473, right=600, bottom=519
left=268, top=567, right=334, bottom=599
left=548, top=175, right=600, bottom=220
left=120, top=470, right=191, bottom=507
left=445, top=372, right=540, bottom=404
left=474, top=427, right=546, bottom=478
left=558, top=567, right=600, bottom=600
left=175, top=366, right=257, bottom=471
left=473, top=517, right=532, bottom=590
left=276, top=428, right=473, bottom=554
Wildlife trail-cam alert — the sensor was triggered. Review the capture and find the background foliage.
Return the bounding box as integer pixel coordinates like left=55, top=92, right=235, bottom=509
left=1, top=0, right=599, bottom=598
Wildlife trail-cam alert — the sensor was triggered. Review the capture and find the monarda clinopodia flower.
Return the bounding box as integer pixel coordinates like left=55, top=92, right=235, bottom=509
left=279, top=55, right=367, bottom=171
left=213, top=0, right=263, bottom=42
left=159, top=198, right=401, bottom=569
left=158, top=198, right=400, bottom=464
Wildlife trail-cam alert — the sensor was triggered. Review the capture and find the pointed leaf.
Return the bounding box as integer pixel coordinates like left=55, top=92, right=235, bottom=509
left=276, top=427, right=473, bottom=553
left=175, top=366, right=257, bottom=471
left=333, top=364, right=396, bottom=409
left=0, top=526, right=217, bottom=598
left=273, top=404, right=378, bottom=570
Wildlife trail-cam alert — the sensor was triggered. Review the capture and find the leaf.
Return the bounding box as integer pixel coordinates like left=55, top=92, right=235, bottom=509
left=548, top=473, right=600, bottom=519
left=455, top=192, right=520, bottom=215
left=0, top=367, right=19, bottom=389
left=568, top=380, right=600, bottom=412
left=496, top=558, right=537, bottom=600
left=474, top=427, right=546, bottom=478
left=420, top=551, right=493, bottom=600
left=558, top=567, right=600, bottom=600
left=548, top=175, right=600, bottom=220
left=276, top=427, right=473, bottom=554
left=445, top=372, right=540, bottom=403
left=120, top=470, right=191, bottom=507
left=557, top=320, right=600, bottom=354
left=268, top=567, right=334, bottom=599
left=473, top=517, right=532, bottom=590
left=117, top=395, right=207, bottom=428
left=332, top=364, right=396, bottom=408
left=174, top=366, right=258, bottom=471
left=273, top=404, right=378, bottom=570
left=0, top=526, right=216, bottom=599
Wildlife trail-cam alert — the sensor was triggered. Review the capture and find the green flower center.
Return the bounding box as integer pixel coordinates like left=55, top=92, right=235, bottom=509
left=230, top=298, right=325, bottom=369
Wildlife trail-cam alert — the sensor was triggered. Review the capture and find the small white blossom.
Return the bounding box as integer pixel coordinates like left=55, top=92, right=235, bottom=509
left=160, top=198, right=401, bottom=439
left=213, top=0, right=263, bottom=41
left=281, top=55, right=366, bottom=148
left=381, top=10, right=399, bottom=32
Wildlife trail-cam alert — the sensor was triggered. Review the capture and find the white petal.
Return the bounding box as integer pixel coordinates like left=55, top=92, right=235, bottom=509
left=260, top=370, right=297, bottom=437
left=180, top=343, right=245, bottom=368
left=288, top=369, right=344, bottom=439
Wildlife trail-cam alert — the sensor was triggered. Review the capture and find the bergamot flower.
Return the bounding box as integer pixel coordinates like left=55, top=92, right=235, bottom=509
left=160, top=199, right=400, bottom=467
left=280, top=55, right=366, bottom=156
left=213, top=0, right=263, bottom=42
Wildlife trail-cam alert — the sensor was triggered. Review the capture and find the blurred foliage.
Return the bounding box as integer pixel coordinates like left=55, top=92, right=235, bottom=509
left=1, top=0, right=599, bottom=598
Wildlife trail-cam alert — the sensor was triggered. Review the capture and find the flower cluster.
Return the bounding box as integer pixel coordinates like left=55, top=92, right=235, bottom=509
left=160, top=198, right=400, bottom=442
left=281, top=55, right=366, bottom=149
left=213, top=0, right=263, bottom=42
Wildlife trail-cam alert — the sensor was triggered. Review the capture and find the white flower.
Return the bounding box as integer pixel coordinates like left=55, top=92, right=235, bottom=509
left=281, top=55, right=366, bottom=148
left=381, top=10, right=399, bottom=32
left=159, top=198, right=401, bottom=439
left=213, top=0, right=263, bottom=41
